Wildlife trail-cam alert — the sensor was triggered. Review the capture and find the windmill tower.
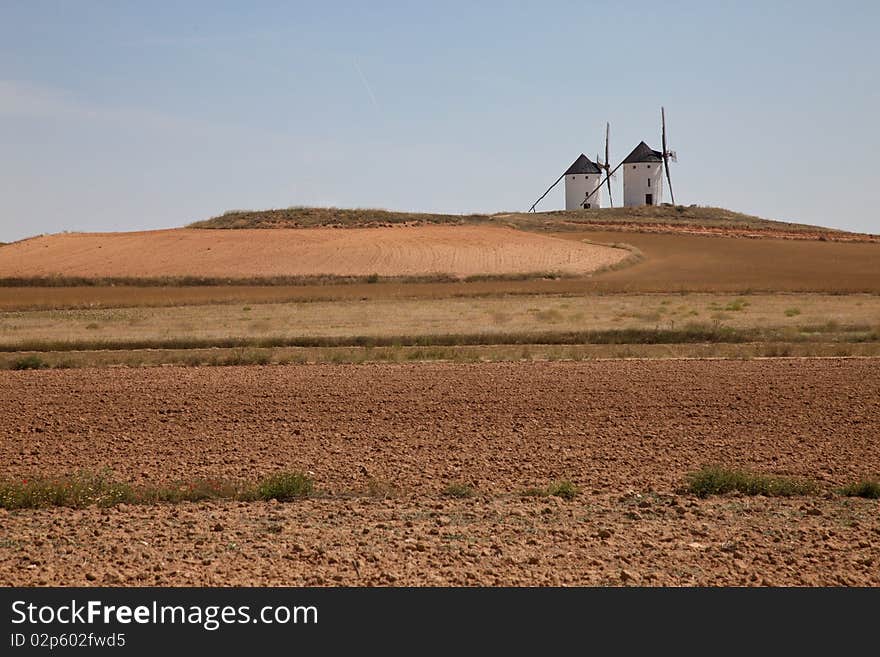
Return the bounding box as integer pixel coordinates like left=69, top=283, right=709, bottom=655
left=622, top=107, right=677, bottom=207
left=563, top=154, right=602, bottom=210
left=622, top=142, right=664, bottom=207
left=528, top=123, right=614, bottom=212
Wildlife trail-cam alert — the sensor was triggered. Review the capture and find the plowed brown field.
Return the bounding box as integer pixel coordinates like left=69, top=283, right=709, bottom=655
left=2, top=360, right=878, bottom=586
left=0, top=226, right=626, bottom=279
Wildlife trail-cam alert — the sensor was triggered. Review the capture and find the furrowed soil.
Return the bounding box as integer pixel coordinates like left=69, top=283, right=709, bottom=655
left=1, top=359, right=878, bottom=586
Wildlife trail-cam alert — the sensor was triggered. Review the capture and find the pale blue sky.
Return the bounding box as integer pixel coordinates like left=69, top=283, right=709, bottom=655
left=1, top=1, right=878, bottom=241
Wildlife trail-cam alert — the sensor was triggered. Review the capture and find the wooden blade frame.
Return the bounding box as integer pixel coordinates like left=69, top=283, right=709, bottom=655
left=661, top=106, right=675, bottom=205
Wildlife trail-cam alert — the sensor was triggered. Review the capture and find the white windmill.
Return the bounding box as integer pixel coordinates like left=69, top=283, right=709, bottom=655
left=528, top=123, right=614, bottom=212
left=621, top=107, right=677, bottom=207
left=582, top=107, right=679, bottom=209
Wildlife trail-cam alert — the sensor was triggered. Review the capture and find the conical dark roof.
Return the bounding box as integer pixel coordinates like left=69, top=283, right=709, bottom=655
left=564, top=153, right=602, bottom=175
left=622, top=141, right=663, bottom=164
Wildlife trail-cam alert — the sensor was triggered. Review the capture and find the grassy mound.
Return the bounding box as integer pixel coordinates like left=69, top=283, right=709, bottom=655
left=189, top=205, right=849, bottom=235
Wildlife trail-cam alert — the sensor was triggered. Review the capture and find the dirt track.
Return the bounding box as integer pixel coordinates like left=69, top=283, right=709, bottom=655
left=1, top=360, right=878, bottom=586
left=0, top=226, right=626, bottom=279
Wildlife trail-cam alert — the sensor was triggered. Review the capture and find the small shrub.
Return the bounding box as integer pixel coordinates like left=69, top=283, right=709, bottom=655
left=547, top=479, right=579, bottom=501
left=11, top=355, right=48, bottom=370
left=520, top=479, right=578, bottom=500
left=784, top=308, right=801, bottom=317
left=257, top=472, right=313, bottom=501
left=686, top=466, right=817, bottom=498
left=839, top=480, right=880, bottom=499
left=365, top=273, right=379, bottom=284
left=443, top=482, right=475, bottom=498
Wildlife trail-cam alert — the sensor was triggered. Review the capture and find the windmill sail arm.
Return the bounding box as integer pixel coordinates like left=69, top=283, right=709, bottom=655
left=583, top=160, right=623, bottom=205
left=528, top=172, right=566, bottom=212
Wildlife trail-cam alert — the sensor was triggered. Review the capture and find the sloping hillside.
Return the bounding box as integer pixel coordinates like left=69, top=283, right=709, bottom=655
left=189, top=205, right=876, bottom=241
left=0, top=225, right=631, bottom=282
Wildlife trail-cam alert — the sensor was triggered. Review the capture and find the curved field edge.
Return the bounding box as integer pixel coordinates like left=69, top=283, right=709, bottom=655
left=0, top=242, right=643, bottom=288
left=0, top=225, right=632, bottom=282
left=0, top=271, right=579, bottom=288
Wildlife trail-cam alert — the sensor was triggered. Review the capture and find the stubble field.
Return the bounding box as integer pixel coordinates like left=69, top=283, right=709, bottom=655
left=0, top=225, right=628, bottom=280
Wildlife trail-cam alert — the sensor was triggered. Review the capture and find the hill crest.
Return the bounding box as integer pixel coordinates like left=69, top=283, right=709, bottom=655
left=189, top=206, right=876, bottom=242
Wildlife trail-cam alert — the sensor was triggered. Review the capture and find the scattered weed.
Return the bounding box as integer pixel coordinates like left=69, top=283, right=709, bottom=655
left=520, top=479, right=579, bottom=501
left=443, top=482, right=476, bottom=498
left=11, top=355, right=47, bottom=370
left=0, top=471, right=134, bottom=509
left=0, top=470, right=318, bottom=509
left=839, top=479, right=880, bottom=499
left=547, top=479, right=579, bottom=500
left=520, top=487, right=548, bottom=498
left=256, top=472, right=313, bottom=502
left=686, top=466, right=818, bottom=498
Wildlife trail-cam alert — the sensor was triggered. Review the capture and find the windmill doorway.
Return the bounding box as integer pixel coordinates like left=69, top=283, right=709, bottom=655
left=645, top=194, right=653, bottom=205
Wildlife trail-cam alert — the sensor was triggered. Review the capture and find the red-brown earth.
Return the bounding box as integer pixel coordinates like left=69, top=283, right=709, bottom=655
left=1, top=359, right=878, bottom=586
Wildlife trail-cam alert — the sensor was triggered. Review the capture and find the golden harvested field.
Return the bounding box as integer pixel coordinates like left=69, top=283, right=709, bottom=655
left=1, top=293, right=877, bottom=347
left=0, top=225, right=627, bottom=279
left=2, top=229, right=877, bottom=312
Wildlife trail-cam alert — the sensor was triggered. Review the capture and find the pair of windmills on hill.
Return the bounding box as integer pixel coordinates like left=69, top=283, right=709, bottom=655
left=529, top=107, right=678, bottom=211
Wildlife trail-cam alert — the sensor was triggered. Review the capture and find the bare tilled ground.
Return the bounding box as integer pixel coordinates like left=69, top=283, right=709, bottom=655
left=2, top=360, right=878, bottom=489
left=2, top=495, right=877, bottom=586
left=1, top=360, right=878, bottom=586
